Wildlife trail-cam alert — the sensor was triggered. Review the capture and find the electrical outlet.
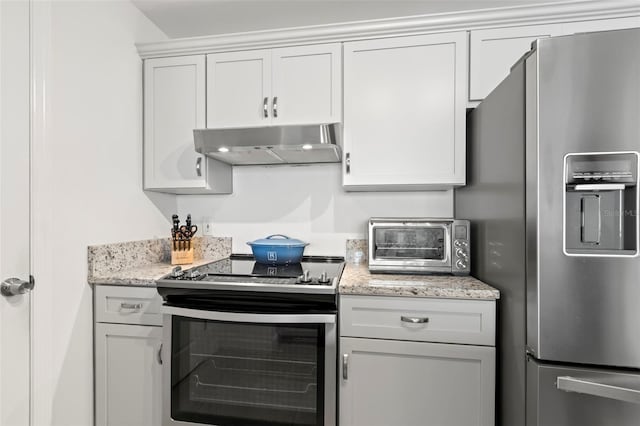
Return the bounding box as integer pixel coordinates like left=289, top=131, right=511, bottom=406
left=203, top=222, right=214, bottom=236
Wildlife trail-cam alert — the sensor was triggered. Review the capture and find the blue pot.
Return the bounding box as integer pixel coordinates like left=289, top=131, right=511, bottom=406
left=247, top=234, right=309, bottom=265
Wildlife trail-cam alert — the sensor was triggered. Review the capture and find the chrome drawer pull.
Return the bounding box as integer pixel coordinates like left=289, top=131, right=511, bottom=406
left=401, top=316, right=429, bottom=324
left=342, top=354, right=349, bottom=380
left=120, top=302, right=142, bottom=311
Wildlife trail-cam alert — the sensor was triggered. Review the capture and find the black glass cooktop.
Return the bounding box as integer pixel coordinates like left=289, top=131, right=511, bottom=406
left=198, top=254, right=343, bottom=279
left=158, top=254, right=345, bottom=292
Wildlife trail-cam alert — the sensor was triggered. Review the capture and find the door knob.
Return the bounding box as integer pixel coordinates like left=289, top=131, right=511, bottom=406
left=1, top=275, right=35, bottom=297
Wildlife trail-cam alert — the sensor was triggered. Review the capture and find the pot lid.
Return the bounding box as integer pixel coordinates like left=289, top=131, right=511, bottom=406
left=247, top=234, right=308, bottom=247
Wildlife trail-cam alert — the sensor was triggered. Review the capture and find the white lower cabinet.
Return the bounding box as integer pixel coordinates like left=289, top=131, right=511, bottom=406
left=339, top=295, right=496, bottom=426
left=94, top=286, right=163, bottom=426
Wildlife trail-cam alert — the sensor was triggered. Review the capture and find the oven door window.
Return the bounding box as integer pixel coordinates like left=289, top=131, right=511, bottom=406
left=374, top=227, right=446, bottom=260
left=171, top=316, right=325, bottom=426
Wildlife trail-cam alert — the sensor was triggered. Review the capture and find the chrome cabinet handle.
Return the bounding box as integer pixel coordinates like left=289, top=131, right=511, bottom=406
left=342, top=354, right=349, bottom=380
left=272, top=96, right=278, bottom=118
left=263, top=97, right=269, bottom=118
left=557, top=376, right=640, bottom=404
left=157, top=343, right=163, bottom=365
left=345, top=152, right=351, bottom=174
left=196, top=157, right=202, bottom=177
left=120, top=302, right=142, bottom=311
left=401, top=316, right=429, bottom=324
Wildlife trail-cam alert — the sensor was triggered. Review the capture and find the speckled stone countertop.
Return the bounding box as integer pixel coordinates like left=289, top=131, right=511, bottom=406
left=88, top=236, right=231, bottom=286
left=339, top=263, right=500, bottom=300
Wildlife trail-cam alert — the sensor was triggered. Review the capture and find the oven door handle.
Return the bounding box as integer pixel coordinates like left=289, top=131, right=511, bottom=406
left=162, top=306, right=336, bottom=324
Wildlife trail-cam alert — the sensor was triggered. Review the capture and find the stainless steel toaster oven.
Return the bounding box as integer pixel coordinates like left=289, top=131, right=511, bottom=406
left=368, top=218, right=470, bottom=275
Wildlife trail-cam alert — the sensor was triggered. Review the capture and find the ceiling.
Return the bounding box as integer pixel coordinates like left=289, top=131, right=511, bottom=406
left=132, top=0, right=574, bottom=38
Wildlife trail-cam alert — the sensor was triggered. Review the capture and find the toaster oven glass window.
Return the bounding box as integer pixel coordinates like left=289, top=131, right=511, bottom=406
left=170, top=316, right=325, bottom=426
left=374, top=227, right=445, bottom=260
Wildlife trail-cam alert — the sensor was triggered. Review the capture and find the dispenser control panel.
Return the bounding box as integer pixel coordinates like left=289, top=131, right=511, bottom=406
left=563, top=151, right=639, bottom=257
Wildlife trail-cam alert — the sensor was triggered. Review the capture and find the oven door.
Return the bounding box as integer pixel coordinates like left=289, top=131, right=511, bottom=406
left=162, top=306, right=336, bottom=426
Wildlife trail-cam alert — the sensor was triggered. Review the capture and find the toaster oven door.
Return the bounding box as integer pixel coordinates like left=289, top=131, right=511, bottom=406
left=369, top=223, right=452, bottom=273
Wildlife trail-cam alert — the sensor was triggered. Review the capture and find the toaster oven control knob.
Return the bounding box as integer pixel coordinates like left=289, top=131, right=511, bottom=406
left=299, top=270, right=312, bottom=283
left=318, top=271, right=330, bottom=284
left=454, top=240, right=468, bottom=248
left=455, top=248, right=468, bottom=259
left=456, top=259, right=468, bottom=269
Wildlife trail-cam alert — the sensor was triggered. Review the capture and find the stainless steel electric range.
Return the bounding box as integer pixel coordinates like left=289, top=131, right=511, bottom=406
left=156, top=254, right=345, bottom=426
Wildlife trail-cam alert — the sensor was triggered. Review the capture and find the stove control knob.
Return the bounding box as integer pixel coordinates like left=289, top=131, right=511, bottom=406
left=187, top=269, right=201, bottom=279
left=170, top=266, right=184, bottom=278
left=318, top=271, right=330, bottom=284
left=299, top=270, right=312, bottom=283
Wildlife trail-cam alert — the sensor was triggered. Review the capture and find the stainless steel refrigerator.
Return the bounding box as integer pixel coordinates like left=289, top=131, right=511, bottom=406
left=456, top=28, right=640, bottom=426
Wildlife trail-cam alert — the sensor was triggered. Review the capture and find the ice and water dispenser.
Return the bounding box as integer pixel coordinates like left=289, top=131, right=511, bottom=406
left=564, top=152, right=639, bottom=256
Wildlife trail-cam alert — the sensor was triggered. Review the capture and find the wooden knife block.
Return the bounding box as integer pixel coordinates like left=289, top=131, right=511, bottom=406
left=171, top=246, right=194, bottom=265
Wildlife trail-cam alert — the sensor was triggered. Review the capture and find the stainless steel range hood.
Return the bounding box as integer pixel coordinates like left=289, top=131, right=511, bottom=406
left=193, top=124, right=342, bottom=165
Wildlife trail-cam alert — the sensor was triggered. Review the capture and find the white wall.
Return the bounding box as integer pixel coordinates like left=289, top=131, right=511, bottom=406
left=44, top=2, right=170, bottom=425
left=177, top=164, right=453, bottom=255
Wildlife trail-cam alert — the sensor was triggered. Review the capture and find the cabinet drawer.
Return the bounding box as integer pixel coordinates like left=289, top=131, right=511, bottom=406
left=340, top=295, right=495, bottom=346
left=95, top=286, right=163, bottom=326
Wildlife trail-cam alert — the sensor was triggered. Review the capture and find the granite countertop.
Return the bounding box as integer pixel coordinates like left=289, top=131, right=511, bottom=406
left=339, top=263, right=500, bottom=300
left=88, top=236, right=231, bottom=286
left=88, top=258, right=220, bottom=286
left=87, top=237, right=500, bottom=299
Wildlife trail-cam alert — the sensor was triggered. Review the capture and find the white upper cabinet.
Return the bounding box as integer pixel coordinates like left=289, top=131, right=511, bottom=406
left=470, top=17, right=639, bottom=101
left=271, top=44, right=342, bottom=125
left=207, top=50, right=271, bottom=128
left=562, top=16, right=640, bottom=34
left=343, top=32, right=467, bottom=191
left=469, top=23, right=562, bottom=101
left=144, top=56, right=232, bottom=194
left=207, top=43, right=342, bottom=128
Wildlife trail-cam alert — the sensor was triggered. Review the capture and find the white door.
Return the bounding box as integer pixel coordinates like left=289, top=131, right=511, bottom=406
left=271, top=43, right=342, bottom=125
left=469, top=23, right=562, bottom=100
left=340, top=337, right=495, bottom=426
left=0, top=1, right=34, bottom=425
left=143, top=55, right=208, bottom=191
left=206, top=50, right=271, bottom=128
left=95, top=323, right=163, bottom=426
left=343, top=32, right=467, bottom=190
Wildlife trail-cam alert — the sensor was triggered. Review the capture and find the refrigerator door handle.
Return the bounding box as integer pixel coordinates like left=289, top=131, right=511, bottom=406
left=557, top=376, right=640, bottom=404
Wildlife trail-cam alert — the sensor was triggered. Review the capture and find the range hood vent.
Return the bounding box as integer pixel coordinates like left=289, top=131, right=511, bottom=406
left=194, top=124, right=342, bottom=165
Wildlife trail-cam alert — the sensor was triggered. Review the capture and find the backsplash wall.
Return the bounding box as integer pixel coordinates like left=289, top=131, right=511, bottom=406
left=177, top=163, right=453, bottom=255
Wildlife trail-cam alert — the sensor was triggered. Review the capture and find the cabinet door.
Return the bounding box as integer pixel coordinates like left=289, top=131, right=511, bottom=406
left=343, top=32, right=467, bottom=190
left=469, top=24, right=562, bottom=100
left=143, top=56, right=209, bottom=191
left=207, top=50, right=271, bottom=128
left=340, top=337, right=495, bottom=426
left=271, top=43, right=342, bottom=125
left=95, top=323, right=163, bottom=426
left=562, top=16, right=639, bottom=34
